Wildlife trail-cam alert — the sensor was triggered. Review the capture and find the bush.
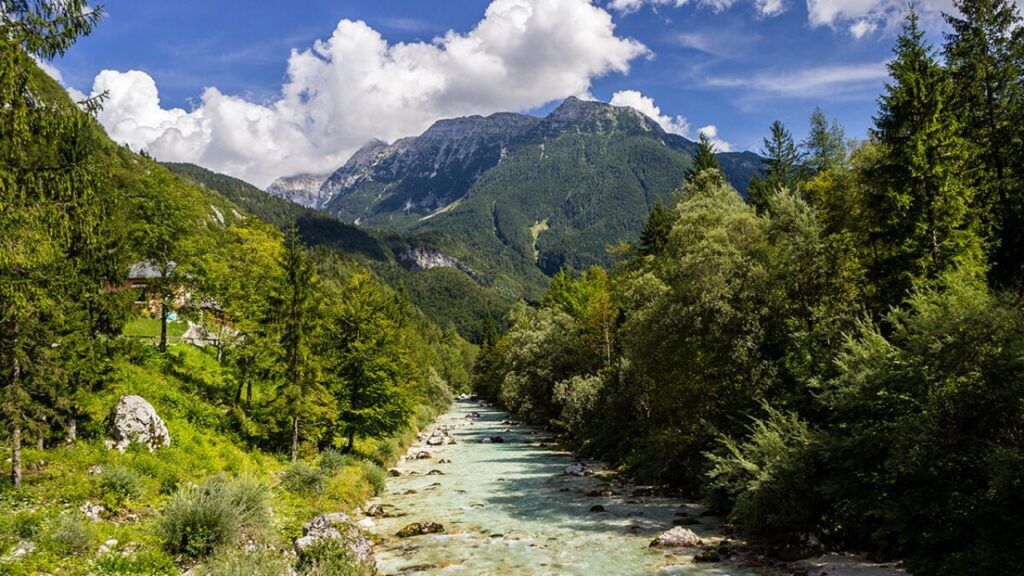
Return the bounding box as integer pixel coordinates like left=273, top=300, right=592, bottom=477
left=45, top=514, right=95, bottom=556
left=360, top=462, right=387, bottom=496
left=193, top=550, right=291, bottom=576
left=92, top=550, right=178, bottom=576
left=282, top=461, right=327, bottom=495
left=157, top=476, right=269, bottom=558
left=318, top=450, right=355, bottom=475
left=6, top=510, right=43, bottom=540
left=296, top=539, right=372, bottom=576
left=368, top=441, right=396, bottom=467
left=100, top=465, right=144, bottom=504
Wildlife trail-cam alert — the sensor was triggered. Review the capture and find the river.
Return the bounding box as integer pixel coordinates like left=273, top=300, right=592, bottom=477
left=366, top=401, right=749, bottom=575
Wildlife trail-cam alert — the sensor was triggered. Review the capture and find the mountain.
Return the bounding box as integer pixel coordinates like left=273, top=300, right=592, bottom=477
left=316, top=97, right=763, bottom=299
left=265, top=172, right=332, bottom=208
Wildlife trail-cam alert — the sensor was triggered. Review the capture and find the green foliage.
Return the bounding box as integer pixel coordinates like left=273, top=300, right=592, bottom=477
left=92, top=551, right=179, bottom=576
left=295, top=538, right=372, bottom=576
left=638, top=201, right=674, bottom=257
left=44, top=513, right=94, bottom=556
left=192, top=550, right=292, bottom=576
left=99, top=465, right=143, bottom=505
left=748, top=120, right=802, bottom=212
left=158, top=476, right=269, bottom=558
left=359, top=461, right=387, bottom=496
left=318, top=450, right=356, bottom=474
left=282, top=461, right=327, bottom=496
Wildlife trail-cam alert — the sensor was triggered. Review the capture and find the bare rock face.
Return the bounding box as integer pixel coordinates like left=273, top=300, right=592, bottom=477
left=294, top=512, right=376, bottom=572
left=650, top=526, right=702, bottom=548
left=107, top=395, right=170, bottom=452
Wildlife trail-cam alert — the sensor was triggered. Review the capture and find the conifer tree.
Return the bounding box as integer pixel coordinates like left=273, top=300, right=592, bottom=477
left=943, top=0, right=1024, bottom=289
left=686, top=132, right=721, bottom=180
left=870, top=8, right=976, bottom=304
left=639, top=201, right=674, bottom=257
left=803, top=107, right=847, bottom=175
left=748, top=120, right=803, bottom=212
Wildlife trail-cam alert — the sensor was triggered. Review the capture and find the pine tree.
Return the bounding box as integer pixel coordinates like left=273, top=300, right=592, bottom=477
left=943, top=0, right=1024, bottom=290
left=749, top=120, right=803, bottom=212
left=870, top=8, right=977, bottom=305
left=803, top=107, right=847, bottom=175
left=686, top=133, right=721, bottom=180
left=639, top=201, right=674, bottom=257
left=1, top=1, right=103, bottom=488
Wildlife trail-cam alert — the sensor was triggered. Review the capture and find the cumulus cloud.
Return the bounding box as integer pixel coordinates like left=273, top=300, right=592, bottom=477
left=609, top=89, right=690, bottom=135
left=86, top=0, right=648, bottom=187
left=806, top=0, right=956, bottom=34
left=609, top=89, right=732, bottom=150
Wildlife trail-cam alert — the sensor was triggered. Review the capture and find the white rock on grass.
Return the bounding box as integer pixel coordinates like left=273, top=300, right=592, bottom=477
left=294, top=512, right=375, bottom=572
left=106, top=395, right=170, bottom=452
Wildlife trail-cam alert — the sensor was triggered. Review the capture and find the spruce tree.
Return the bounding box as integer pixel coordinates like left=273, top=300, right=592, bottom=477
left=639, top=201, right=674, bottom=257
left=686, top=133, right=721, bottom=180
left=943, top=0, right=1024, bottom=290
left=803, top=107, right=847, bottom=175
left=870, top=8, right=977, bottom=305
left=749, top=120, right=802, bottom=212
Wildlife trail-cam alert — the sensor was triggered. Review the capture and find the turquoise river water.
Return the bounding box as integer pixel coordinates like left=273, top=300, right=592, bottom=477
left=366, top=401, right=750, bottom=576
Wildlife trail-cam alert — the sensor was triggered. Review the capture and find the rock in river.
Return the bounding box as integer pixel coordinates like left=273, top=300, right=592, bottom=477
left=564, top=462, right=593, bottom=476
left=649, top=526, right=702, bottom=548
left=396, top=521, right=445, bottom=538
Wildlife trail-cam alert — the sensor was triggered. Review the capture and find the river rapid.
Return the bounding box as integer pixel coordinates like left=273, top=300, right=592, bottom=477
left=366, top=401, right=750, bottom=576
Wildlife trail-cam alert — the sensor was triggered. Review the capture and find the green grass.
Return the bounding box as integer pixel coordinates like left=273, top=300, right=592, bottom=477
left=122, top=317, right=189, bottom=342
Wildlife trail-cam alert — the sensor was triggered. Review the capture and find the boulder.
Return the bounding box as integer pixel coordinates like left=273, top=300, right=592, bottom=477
left=106, top=395, right=170, bottom=452
left=650, top=526, right=702, bottom=548
left=365, top=503, right=385, bottom=517
left=427, top=469, right=444, bottom=476
left=589, top=505, right=605, bottom=513
left=693, top=549, right=721, bottom=563
left=564, top=462, right=593, bottom=477
left=80, top=501, right=105, bottom=521
left=396, top=521, right=445, bottom=538
left=387, top=468, right=403, bottom=477
left=294, top=512, right=375, bottom=572
left=414, top=451, right=432, bottom=460
left=481, top=436, right=504, bottom=444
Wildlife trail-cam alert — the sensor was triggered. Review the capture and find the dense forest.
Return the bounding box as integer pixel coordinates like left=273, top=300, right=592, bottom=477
left=474, top=6, right=1024, bottom=575
left=1, top=3, right=472, bottom=574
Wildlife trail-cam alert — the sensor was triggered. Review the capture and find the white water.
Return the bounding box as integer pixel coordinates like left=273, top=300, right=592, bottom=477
left=367, top=402, right=750, bottom=575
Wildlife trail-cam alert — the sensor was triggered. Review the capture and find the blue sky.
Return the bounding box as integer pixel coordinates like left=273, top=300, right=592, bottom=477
left=48, top=0, right=959, bottom=187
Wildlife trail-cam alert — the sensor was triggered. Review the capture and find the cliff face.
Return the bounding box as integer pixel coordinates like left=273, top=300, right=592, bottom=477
left=265, top=173, right=332, bottom=208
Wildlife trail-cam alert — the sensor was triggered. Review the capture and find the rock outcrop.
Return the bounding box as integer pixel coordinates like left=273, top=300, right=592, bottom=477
left=106, top=395, right=170, bottom=452
left=294, top=512, right=375, bottom=572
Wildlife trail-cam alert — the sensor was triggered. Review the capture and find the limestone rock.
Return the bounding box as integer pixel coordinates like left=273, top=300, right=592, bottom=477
left=564, top=462, right=593, bottom=476
left=107, top=395, right=170, bottom=452
left=650, top=526, right=702, bottom=548
left=396, top=521, right=445, bottom=538
left=294, top=512, right=375, bottom=572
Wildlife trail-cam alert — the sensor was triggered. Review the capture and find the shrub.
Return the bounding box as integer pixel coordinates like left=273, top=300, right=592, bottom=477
left=45, top=514, right=95, bottom=556
left=158, top=476, right=269, bottom=558
left=368, top=441, right=397, bottom=467
left=6, top=510, right=43, bottom=540
left=282, top=461, right=327, bottom=495
left=92, top=550, right=178, bottom=576
left=100, top=465, right=144, bottom=504
left=193, top=550, right=291, bottom=576
left=318, top=450, right=355, bottom=475
left=360, top=462, right=386, bottom=496
left=296, top=539, right=372, bottom=576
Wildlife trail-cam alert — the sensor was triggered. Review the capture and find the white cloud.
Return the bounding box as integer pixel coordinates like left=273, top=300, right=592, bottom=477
left=85, top=0, right=648, bottom=187
left=705, top=61, right=888, bottom=99
left=849, top=19, right=878, bottom=38
left=609, top=89, right=690, bottom=135
left=609, top=89, right=732, bottom=150
left=610, top=0, right=781, bottom=16
left=698, top=124, right=732, bottom=152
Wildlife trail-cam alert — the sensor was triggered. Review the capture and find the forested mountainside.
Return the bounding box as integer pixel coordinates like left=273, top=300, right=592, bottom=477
left=163, top=162, right=513, bottom=343
left=1, top=9, right=473, bottom=573
left=299, top=97, right=763, bottom=300
left=473, top=9, right=1024, bottom=576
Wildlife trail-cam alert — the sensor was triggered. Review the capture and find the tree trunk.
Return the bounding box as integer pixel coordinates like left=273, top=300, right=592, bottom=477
left=65, top=416, right=77, bottom=445
left=346, top=429, right=355, bottom=454
left=36, top=434, right=43, bottom=451
left=159, top=299, right=168, bottom=352
left=291, top=415, right=299, bottom=463
left=11, top=425, right=21, bottom=489
left=246, top=379, right=253, bottom=407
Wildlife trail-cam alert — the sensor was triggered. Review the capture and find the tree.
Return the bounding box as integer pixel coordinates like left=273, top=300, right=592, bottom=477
left=749, top=120, right=803, bottom=212
left=869, top=8, right=979, bottom=305
left=1, top=0, right=103, bottom=488
left=686, top=132, right=721, bottom=180
left=324, top=272, right=413, bottom=453
left=803, top=108, right=847, bottom=175
left=638, top=201, right=674, bottom=257
left=943, top=0, right=1024, bottom=290
left=275, top=229, right=323, bottom=462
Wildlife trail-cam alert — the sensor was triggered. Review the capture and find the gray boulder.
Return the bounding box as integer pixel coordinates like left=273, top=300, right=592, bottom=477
left=294, top=512, right=375, bottom=572
left=107, top=395, right=170, bottom=452
left=650, top=526, right=702, bottom=548
left=564, top=462, right=593, bottom=476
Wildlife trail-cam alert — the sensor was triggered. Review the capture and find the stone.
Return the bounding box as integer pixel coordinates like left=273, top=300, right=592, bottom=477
left=414, top=451, right=432, bottom=460
left=106, top=395, right=170, bottom=452
left=97, top=539, right=118, bottom=555
left=87, top=465, right=103, bottom=475
left=80, top=501, right=105, bottom=521
left=589, top=505, right=605, bottom=513
left=481, top=436, right=504, bottom=444
left=365, top=503, right=385, bottom=517
left=564, top=462, right=593, bottom=476
left=427, top=469, right=444, bottom=476
left=693, top=550, right=721, bottom=563
left=388, top=468, right=403, bottom=477
left=395, top=521, right=445, bottom=538
left=650, top=527, right=702, bottom=548
left=294, top=512, right=375, bottom=572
